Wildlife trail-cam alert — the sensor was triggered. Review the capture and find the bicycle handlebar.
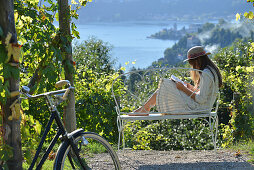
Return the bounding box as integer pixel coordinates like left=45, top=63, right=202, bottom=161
left=21, top=80, right=74, bottom=100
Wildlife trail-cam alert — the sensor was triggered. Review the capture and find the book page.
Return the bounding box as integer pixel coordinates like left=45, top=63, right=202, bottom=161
left=171, top=75, right=187, bottom=87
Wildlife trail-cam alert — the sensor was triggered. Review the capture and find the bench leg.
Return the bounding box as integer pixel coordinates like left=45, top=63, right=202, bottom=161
left=117, top=117, right=123, bottom=151
left=118, top=130, right=125, bottom=151
left=118, top=130, right=121, bottom=151
left=209, top=115, right=218, bottom=150
left=117, top=119, right=126, bottom=151
left=122, top=128, right=125, bottom=150
left=214, top=115, right=219, bottom=150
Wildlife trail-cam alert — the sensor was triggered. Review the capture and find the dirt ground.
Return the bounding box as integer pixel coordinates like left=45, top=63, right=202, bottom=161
left=116, top=149, right=254, bottom=170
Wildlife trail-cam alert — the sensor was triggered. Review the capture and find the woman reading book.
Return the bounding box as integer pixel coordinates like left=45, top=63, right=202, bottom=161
left=131, top=46, right=222, bottom=116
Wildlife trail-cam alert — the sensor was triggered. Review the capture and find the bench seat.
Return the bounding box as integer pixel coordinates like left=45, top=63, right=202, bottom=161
left=120, top=112, right=217, bottom=120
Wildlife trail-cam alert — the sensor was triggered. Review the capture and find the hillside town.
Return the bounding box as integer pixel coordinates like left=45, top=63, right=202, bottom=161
left=148, top=23, right=203, bottom=40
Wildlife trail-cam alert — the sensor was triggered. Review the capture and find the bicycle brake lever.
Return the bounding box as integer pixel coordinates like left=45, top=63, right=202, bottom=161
left=22, top=86, right=30, bottom=93
left=21, top=86, right=32, bottom=98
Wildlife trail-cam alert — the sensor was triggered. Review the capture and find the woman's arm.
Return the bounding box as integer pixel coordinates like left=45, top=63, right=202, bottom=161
left=185, top=82, right=199, bottom=92
left=176, top=82, right=196, bottom=100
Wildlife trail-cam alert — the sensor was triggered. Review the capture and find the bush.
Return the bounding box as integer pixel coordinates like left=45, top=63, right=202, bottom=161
left=124, top=119, right=218, bottom=150
left=214, top=40, right=254, bottom=146
left=74, top=38, right=124, bottom=143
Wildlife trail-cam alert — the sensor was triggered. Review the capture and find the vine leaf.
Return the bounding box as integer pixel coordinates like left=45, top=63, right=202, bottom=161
left=0, top=26, right=3, bottom=37
left=0, top=45, right=7, bottom=63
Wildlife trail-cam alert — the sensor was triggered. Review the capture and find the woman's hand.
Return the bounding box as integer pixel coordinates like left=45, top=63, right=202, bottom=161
left=175, top=81, right=196, bottom=100
left=186, top=83, right=200, bottom=92
left=175, top=82, right=186, bottom=91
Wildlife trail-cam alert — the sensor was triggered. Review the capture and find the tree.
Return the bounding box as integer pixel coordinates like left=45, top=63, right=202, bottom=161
left=73, top=38, right=114, bottom=74
left=0, top=0, right=22, bottom=169
left=58, top=0, right=92, bottom=133
left=73, top=38, right=121, bottom=142
left=58, top=0, right=76, bottom=132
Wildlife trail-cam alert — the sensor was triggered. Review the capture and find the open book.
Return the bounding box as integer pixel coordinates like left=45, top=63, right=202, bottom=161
left=171, top=75, right=187, bottom=87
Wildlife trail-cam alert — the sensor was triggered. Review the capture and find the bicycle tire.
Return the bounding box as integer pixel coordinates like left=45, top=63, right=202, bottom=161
left=54, top=132, right=121, bottom=170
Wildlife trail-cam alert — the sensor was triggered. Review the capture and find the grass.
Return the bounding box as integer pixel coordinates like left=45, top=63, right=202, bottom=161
left=22, top=140, right=113, bottom=169
left=228, top=140, right=254, bottom=164
left=86, top=142, right=107, bottom=154
left=22, top=143, right=59, bottom=169
left=23, top=160, right=54, bottom=169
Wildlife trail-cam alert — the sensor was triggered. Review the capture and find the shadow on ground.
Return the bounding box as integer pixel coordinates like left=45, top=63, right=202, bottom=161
left=138, top=161, right=254, bottom=170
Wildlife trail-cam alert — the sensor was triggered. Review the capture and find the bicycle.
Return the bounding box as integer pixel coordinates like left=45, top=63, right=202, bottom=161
left=19, top=80, right=121, bottom=170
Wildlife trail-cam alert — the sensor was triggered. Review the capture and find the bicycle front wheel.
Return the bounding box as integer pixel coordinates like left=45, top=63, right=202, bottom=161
left=54, top=132, right=121, bottom=170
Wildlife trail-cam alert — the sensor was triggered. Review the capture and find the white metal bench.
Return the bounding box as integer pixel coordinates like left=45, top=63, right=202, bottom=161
left=111, top=67, right=220, bottom=150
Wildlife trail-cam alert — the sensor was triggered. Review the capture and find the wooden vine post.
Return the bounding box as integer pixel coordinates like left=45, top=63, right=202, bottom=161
left=58, top=0, right=77, bottom=132
left=0, top=0, right=22, bottom=169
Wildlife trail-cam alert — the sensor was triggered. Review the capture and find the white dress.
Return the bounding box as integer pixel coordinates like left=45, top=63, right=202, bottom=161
left=156, top=67, right=219, bottom=114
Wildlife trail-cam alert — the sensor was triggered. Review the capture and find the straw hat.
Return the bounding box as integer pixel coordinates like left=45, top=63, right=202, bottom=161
left=184, top=46, right=211, bottom=62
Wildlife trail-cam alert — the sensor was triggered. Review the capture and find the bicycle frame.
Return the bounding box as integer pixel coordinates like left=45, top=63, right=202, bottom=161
left=24, top=85, right=87, bottom=170
left=28, top=109, right=66, bottom=170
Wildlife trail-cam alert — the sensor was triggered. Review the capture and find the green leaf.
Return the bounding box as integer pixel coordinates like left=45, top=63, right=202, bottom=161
left=30, top=0, right=39, bottom=5
left=3, top=65, right=11, bottom=78
left=0, top=26, right=3, bottom=37
left=72, top=0, right=78, bottom=4
left=236, top=13, right=241, bottom=21
left=248, top=11, right=254, bottom=19
left=0, top=45, right=7, bottom=63
left=244, top=11, right=254, bottom=20
left=244, top=12, right=249, bottom=18
left=72, top=29, right=80, bottom=39
left=10, top=66, right=20, bottom=80
left=55, top=12, right=59, bottom=22
left=35, top=120, right=42, bottom=134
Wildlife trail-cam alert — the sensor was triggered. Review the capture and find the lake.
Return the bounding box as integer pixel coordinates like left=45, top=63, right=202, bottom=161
left=77, top=21, right=191, bottom=70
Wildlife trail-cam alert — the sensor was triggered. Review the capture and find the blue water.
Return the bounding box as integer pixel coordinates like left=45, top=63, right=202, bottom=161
left=77, top=21, right=190, bottom=70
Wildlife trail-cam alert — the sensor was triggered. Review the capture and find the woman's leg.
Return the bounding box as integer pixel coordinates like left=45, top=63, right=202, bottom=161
left=134, top=91, right=157, bottom=113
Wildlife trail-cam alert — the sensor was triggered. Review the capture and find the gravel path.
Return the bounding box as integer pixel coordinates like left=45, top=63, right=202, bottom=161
left=116, top=149, right=254, bottom=170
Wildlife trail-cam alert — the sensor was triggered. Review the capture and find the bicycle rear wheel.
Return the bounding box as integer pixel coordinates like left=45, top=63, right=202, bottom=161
left=54, top=132, right=121, bottom=170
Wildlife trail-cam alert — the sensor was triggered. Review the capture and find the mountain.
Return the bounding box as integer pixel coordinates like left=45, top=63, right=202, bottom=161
left=151, top=20, right=254, bottom=67
left=76, top=0, right=253, bottom=23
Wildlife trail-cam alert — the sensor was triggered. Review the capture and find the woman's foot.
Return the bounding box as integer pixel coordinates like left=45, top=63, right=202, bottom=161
left=128, top=113, right=149, bottom=116
left=128, top=106, right=149, bottom=116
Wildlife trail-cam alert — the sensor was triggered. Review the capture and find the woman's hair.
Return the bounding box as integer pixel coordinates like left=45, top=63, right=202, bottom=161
left=188, top=55, right=222, bottom=88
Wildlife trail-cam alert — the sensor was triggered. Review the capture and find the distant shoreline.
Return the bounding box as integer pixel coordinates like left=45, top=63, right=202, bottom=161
left=75, top=18, right=223, bottom=26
